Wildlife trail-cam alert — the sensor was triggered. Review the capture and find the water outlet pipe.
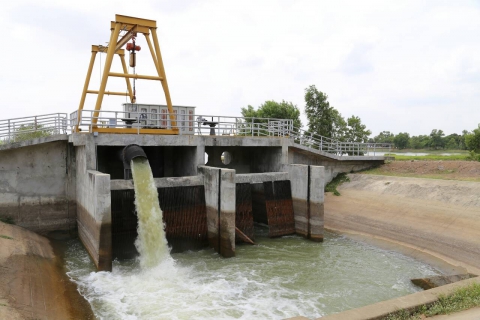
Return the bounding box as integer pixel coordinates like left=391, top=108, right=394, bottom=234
left=122, top=144, right=147, bottom=179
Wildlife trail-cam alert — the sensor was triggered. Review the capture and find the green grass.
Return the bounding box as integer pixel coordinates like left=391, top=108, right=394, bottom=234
left=0, top=235, right=13, bottom=240
left=384, top=283, right=480, bottom=319
left=325, top=172, right=350, bottom=196
left=385, top=154, right=471, bottom=161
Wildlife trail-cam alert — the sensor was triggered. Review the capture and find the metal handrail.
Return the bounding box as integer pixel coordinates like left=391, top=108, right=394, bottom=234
left=0, top=113, right=68, bottom=144
left=0, top=110, right=391, bottom=157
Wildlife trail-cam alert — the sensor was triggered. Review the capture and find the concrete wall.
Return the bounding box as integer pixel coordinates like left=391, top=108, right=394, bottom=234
left=76, top=170, right=112, bottom=271
left=287, top=164, right=325, bottom=241
left=205, top=146, right=283, bottom=173
left=0, top=139, right=76, bottom=234
left=198, top=166, right=236, bottom=257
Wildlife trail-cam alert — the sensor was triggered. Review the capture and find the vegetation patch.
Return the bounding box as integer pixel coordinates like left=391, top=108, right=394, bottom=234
left=384, top=283, right=480, bottom=319
left=325, top=173, right=350, bottom=196
left=0, top=217, right=15, bottom=225
left=0, top=235, right=13, bottom=240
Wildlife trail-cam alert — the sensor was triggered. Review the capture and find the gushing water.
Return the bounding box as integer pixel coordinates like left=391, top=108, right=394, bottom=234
left=131, top=157, right=169, bottom=268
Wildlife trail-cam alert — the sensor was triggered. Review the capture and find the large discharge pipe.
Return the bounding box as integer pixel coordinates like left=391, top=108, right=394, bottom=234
left=122, top=144, right=147, bottom=179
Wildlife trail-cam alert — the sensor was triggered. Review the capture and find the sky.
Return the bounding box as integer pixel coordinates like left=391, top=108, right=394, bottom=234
left=1, top=0, right=479, bottom=137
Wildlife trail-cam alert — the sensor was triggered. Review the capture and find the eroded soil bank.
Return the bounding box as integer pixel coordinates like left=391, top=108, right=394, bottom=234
left=325, top=173, right=480, bottom=275
left=0, top=222, right=93, bottom=320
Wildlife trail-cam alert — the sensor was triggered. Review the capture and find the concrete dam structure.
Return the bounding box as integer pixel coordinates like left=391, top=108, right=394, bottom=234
left=0, top=129, right=385, bottom=271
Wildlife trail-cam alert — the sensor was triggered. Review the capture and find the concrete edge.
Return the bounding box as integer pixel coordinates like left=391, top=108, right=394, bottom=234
left=315, top=277, right=480, bottom=320
left=111, top=175, right=204, bottom=190
left=235, top=172, right=288, bottom=184
left=0, top=134, right=68, bottom=151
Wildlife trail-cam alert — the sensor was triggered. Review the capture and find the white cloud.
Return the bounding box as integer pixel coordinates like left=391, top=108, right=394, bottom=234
left=1, top=0, right=479, bottom=136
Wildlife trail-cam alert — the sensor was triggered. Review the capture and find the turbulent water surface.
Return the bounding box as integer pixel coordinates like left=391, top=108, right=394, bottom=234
left=65, top=229, right=440, bottom=319
left=66, top=156, right=440, bottom=319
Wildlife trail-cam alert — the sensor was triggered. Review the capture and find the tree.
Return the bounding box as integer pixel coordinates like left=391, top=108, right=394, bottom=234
left=241, top=100, right=302, bottom=129
left=305, top=85, right=336, bottom=138
left=304, top=85, right=347, bottom=139
left=344, top=115, right=371, bottom=143
left=373, top=131, right=394, bottom=144
left=429, top=129, right=445, bottom=149
left=465, top=125, right=480, bottom=153
left=393, top=132, right=410, bottom=149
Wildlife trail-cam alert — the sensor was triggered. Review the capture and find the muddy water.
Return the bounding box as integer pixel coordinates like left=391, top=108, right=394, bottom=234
left=65, top=229, right=440, bottom=319
left=130, top=157, right=169, bottom=268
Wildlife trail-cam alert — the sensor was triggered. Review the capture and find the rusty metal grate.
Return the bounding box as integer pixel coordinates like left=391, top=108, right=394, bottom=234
left=235, top=183, right=254, bottom=242
left=158, top=186, right=208, bottom=246
left=111, top=185, right=208, bottom=259
left=263, top=180, right=296, bottom=237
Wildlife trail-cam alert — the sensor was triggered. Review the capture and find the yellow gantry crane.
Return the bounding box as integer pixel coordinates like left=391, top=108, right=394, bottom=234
left=75, top=14, right=178, bottom=135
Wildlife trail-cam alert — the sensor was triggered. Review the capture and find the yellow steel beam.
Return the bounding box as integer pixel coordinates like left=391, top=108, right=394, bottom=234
left=93, top=22, right=122, bottom=124
left=115, top=25, right=137, bottom=51
left=87, top=90, right=130, bottom=96
left=144, top=33, right=161, bottom=75
left=108, top=72, right=163, bottom=81
left=76, top=51, right=97, bottom=132
left=110, top=22, right=150, bottom=35
left=151, top=27, right=177, bottom=127
left=115, top=14, right=156, bottom=28
left=91, top=45, right=125, bottom=55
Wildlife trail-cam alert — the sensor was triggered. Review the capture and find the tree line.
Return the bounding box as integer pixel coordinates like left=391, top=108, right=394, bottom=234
left=370, top=127, right=480, bottom=152
left=241, top=85, right=371, bottom=143
left=241, top=85, right=480, bottom=153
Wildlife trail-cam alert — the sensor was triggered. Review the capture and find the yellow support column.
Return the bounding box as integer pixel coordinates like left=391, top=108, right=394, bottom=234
left=144, top=33, right=161, bottom=76
left=93, top=23, right=122, bottom=125
left=76, top=50, right=97, bottom=132
left=151, top=27, right=177, bottom=129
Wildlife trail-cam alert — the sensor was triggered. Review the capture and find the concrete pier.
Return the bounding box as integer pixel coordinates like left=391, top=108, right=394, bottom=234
left=288, top=164, right=325, bottom=241
left=199, top=166, right=236, bottom=257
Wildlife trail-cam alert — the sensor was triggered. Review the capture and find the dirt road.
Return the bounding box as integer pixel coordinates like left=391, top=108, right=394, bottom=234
left=324, top=174, right=480, bottom=275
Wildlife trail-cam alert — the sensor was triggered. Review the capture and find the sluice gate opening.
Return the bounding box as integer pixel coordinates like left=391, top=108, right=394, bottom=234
left=251, top=181, right=296, bottom=238
left=111, top=179, right=297, bottom=260
left=111, top=185, right=208, bottom=259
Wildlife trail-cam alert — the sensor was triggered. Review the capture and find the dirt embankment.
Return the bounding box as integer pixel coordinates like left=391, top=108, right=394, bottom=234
left=325, top=173, right=480, bottom=275
left=0, top=223, right=93, bottom=320
left=368, top=160, right=480, bottom=181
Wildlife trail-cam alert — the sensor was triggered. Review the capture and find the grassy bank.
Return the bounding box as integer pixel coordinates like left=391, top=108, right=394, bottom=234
left=385, top=283, right=480, bottom=320
left=386, top=153, right=470, bottom=161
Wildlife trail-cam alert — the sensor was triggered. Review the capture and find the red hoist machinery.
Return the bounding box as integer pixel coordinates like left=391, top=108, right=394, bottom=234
left=74, top=14, right=178, bottom=135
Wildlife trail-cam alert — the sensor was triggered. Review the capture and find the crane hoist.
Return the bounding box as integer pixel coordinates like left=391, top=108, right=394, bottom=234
left=75, top=14, right=178, bottom=135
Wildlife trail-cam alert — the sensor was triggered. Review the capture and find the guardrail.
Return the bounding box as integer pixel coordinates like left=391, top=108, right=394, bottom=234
left=0, top=113, right=68, bottom=144
left=70, top=109, right=294, bottom=137
left=289, top=127, right=391, bottom=156
left=1, top=110, right=391, bottom=156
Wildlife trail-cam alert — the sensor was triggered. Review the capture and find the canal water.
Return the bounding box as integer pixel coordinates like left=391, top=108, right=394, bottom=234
left=65, top=229, right=440, bottom=319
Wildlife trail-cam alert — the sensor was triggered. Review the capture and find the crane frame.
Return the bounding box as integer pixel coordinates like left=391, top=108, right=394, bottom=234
left=75, top=14, right=179, bottom=135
